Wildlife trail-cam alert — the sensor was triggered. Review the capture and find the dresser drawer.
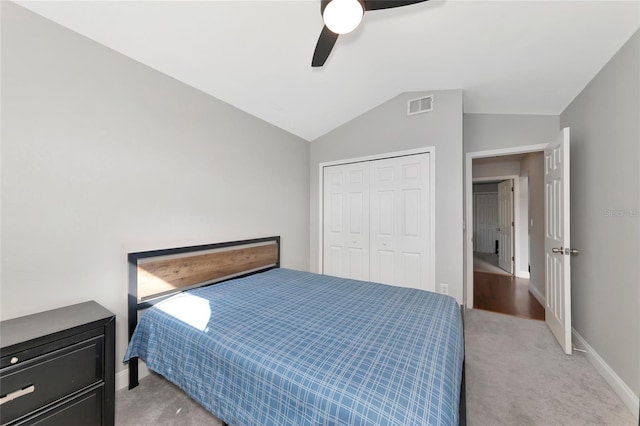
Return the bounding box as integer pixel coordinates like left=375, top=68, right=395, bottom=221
left=0, top=336, right=103, bottom=425
left=15, top=385, right=103, bottom=426
left=1, top=329, right=103, bottom=369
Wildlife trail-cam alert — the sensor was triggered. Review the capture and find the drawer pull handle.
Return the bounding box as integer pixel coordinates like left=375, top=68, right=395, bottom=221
left=10, top=357, right=18, bottom=364
left=0, top=385, right=35, bottom=405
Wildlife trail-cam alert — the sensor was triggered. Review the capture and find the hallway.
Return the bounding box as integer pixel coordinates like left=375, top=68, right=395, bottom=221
left=473, top=253, right=544, bottom=321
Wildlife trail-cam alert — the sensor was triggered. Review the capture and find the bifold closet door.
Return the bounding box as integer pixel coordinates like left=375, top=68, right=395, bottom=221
left=369, top=154, right=431, bottom=291
left=323, top=162, right=370, bottom=280
left=323, top=153, right=432, bottom=292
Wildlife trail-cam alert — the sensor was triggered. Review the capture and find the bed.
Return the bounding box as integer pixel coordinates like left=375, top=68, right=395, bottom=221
left=124, top=237, right=465, bottom=425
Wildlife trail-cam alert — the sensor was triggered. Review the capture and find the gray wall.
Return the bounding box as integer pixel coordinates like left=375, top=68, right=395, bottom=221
left=1, top=2, right=310, bottom=373
left=310, top=90, right=464, bottom=302
left=472, top=183, right=498, bottom=193
left=472, top=157, right=521, bottom=178
left=560, top=29, right=640, bottom=397
left=464, top=114, right=560, bottom=153
left=517, top=176, right=529, bottom=277
left=520, top=152, right=545, bottom=299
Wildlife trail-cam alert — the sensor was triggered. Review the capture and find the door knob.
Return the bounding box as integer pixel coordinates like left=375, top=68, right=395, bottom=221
left=552, top=247, right=579, bottom=255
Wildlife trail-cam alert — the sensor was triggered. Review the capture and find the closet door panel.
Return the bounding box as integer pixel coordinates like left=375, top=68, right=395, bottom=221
left=377, top=191, right=394, bottom=236
left=374, top=250, right=395, bottom=284
left=370, top=154, right=432, bottom=291
left=327, top=246, right=344, bottom=277
left=323, top=163, right=370, bottom=280
left=402, top=252, right=421, bottom=288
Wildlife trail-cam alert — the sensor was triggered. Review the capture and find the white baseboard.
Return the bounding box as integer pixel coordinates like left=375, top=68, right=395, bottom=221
left=116, top=360, right=151, bottom=391
left=516, top=270, right=530, bottom=279
left=528, top=281, right=545, bottom=307
left=572, top=329, right=639, bottom=420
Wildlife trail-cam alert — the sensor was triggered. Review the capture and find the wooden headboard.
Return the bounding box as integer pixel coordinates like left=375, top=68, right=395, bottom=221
left=126, top=236, right=280, bottom=388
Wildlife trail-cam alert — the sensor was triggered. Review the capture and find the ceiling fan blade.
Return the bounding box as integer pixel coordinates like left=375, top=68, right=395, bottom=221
left=364, top=0, right=428, bottom=11
left=312, top=26, right=339, bottom=67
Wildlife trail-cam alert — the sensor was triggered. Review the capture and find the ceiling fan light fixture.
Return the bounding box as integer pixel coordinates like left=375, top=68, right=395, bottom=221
left=323, top=0, right=364, bottom=35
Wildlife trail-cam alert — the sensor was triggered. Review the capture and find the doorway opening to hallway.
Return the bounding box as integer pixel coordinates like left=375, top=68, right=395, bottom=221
left=470, top=155, right=545, bottom=321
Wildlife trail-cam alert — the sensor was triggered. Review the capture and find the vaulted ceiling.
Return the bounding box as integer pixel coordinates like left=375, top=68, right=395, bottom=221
left=15, top=1, right=640, bottom=141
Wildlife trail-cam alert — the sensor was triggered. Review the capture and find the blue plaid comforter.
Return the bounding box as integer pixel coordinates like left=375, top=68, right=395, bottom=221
left=124, top=268, right=464, bottom=425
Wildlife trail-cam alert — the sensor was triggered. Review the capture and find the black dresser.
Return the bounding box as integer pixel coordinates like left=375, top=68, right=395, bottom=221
left=0, top=301, right=115, bottom=426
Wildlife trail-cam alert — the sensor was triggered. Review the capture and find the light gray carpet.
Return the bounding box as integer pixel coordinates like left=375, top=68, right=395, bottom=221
left=115, top=373, right=223, bottom=425
left=116, top=309, right=636, bottom=425
left=465, top=308, right=636, bottom=425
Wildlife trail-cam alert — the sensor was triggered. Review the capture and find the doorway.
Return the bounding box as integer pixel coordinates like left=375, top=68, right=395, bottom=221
left=472, top=179, right=516, bottom=276
left=465, top=148, right=547, bottom=321
left=465, top=129, right=574, bottom=354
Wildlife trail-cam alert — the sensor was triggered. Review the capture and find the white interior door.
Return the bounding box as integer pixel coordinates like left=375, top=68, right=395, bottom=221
left=498, top=180, right=514, bottom=273
left=369, top=154, right=432, bottom=291
left=544, top=127, right=572, bottom=354
left=474, top=193, right=498, bottom=253
left=323, top=162, right=370, bottom=280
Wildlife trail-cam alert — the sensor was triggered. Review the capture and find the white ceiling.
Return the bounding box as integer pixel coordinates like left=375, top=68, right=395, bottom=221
left=15, top=0, right=640, bottom=141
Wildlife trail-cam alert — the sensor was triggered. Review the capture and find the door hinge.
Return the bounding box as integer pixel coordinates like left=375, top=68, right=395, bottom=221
left=512, top=256, right=515, bottom=261
left=512, top=221, right=514, bottom=226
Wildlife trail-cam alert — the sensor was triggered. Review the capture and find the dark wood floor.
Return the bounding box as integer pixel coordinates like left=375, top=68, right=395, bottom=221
left=473, top=271, right=545, bottom=321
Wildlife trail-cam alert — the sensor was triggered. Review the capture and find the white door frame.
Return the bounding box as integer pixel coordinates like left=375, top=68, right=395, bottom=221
left=465, top=144, right=547, bottom=308
left=319, top=147, right=436, bottom=290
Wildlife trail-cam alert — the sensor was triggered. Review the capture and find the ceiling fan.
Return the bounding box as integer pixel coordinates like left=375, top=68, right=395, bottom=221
left=312, top=0, right=429, bottom=67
